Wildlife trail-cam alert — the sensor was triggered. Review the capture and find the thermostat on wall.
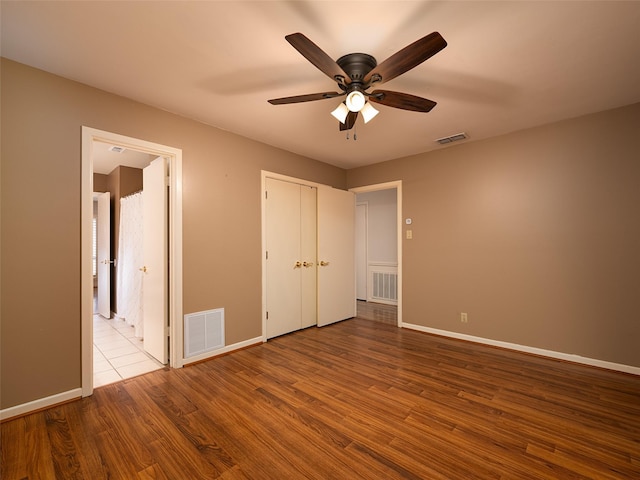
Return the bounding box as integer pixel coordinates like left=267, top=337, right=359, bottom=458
left=405, top=218, right=412, bottom=225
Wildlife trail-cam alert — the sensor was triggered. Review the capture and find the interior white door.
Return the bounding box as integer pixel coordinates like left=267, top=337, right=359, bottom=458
left=142, top=157, right=168, bottom=364
left=97, top=192, right=111, bottom=318
left=317, top=186, right=356, bottom=327
left=265, top=178, right=302, bottom=338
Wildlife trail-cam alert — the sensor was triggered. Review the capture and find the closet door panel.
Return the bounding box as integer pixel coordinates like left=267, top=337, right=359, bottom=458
left=317, top=186, right=356, bottom=327
left=265, top=178, right=302, bottom=338
left=300, top=185, right=317, bottom=328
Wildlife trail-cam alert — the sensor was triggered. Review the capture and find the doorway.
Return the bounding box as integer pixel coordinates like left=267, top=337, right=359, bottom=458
left=350, top=181, right=402, bottom=327
left=81, top=127, right=184, bottom=397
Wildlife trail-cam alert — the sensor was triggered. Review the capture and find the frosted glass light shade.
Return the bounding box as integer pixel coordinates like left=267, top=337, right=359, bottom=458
left=331, top=103, right=349, bottom=123
left=345, top=91, right=366, bottom=112
left=361, top=102, right=379, bottom=123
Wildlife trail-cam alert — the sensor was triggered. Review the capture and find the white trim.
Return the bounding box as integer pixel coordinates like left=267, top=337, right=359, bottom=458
left=350, top=181, right=403, bottom=327
left=182, top=336, right=263, bottom=366
left=82, top=127, right=184, bottom=399
left=403, top=323, right=640, bottom=376
left=0, top=389, right=82, bottom=421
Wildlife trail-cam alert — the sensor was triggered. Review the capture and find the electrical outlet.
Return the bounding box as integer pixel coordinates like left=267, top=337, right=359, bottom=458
left=460, top=312, right=468, bottom=323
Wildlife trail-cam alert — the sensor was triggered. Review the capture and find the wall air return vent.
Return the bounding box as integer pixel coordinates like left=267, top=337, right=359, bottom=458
left=184, top=308, right=225, bottom=358
left=436, top=132, right=468, bottom=145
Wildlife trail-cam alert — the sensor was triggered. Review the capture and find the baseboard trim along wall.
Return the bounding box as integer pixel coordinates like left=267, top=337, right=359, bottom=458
left=2, top=336, right=264, bottom=421
left=403, top=323, right=640, bottom=376
left=183, top=336, right=263, bottom=366
left=1, top=388, right=83, bottom=422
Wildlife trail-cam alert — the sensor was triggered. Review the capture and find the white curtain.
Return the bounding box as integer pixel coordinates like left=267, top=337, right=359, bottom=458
left=116, top=191, right=144, bottom=337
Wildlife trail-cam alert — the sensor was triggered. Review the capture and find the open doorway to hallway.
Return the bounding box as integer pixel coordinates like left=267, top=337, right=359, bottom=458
left=351, top=181, right=402, bottom=327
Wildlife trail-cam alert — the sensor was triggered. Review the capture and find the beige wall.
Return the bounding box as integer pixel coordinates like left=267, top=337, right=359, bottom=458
left=348, top=102, right=640, bottom=368
left=2, top=56, right=638, bottom=411
left=0, top=59, right=345, bottom=409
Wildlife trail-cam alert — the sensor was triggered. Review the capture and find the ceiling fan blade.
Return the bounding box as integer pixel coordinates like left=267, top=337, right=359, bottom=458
left=363, top=32, right=447, bottom=85
left=285, top=33, right=351, bottom=85
left=339, top=111, right=358, bottom=131
left=268, top=91, right=343, bottom=105
left=368, top=90, right=437, bottom=112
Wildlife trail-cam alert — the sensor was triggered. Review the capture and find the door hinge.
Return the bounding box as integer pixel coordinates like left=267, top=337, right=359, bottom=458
left=266, top=251, right=268, bottom=260
left=266, top=311, right=269, bottom=320
left=265, top=190, right=268, bottom=199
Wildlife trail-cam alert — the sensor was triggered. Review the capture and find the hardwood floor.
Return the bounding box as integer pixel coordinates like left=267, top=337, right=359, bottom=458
left=2, top=318, right=639, bottom=479
left=357, top=299, right=398, bottom=325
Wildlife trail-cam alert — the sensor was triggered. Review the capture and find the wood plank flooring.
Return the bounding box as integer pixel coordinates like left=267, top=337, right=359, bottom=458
left=2, top=318, right=639, bottom=479
left=357, top=300, right=398, bottom=325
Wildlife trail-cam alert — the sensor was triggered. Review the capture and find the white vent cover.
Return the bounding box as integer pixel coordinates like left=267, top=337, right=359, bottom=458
left=108, top=145, right=126, bottom=153
left=436, top=132, right=468, bottom=145
left=184, top=308, right=225, bottom=358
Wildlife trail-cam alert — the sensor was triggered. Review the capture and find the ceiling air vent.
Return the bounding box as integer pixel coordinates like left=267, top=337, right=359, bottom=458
left=108, top=145, right=126, bottom=153
left=436, top=132, right=467, bottom=145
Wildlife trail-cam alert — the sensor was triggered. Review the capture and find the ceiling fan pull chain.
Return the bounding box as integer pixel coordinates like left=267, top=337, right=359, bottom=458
left=354, top=125, right=358, bottom=141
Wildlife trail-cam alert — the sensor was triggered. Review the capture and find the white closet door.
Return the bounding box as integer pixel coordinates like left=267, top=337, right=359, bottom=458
left=265, top=178, right=303, bottom=338
left=300, top=185, right=317, bottom=328
left=317, top=186, right=356, bottom=327
left=142, top=157, right=168, bottom=364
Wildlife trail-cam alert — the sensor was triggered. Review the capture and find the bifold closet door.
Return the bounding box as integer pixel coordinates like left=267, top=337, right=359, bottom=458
left=300, top=185, right=317, bottom=328
left=265, top=178, right=317, bottom=338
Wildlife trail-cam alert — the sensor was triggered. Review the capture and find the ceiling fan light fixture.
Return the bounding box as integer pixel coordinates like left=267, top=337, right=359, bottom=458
left=331, top=103, right=350, bottom=123
left=345, top=90, right=366, bottom=112
left=361, top=102, right=379, bottom=123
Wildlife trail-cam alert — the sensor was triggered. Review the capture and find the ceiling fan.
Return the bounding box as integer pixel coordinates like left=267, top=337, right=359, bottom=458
left=268, top=32, right=447, bottom=131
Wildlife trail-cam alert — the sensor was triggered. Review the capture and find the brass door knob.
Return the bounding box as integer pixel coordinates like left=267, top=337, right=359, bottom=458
left=294, top=261, right=302, bottom=268
left=303, top=261, right=314, bottom=267
left=139, top=266, right=147, bottom=273
left=320, top=261, right=329, bottom=266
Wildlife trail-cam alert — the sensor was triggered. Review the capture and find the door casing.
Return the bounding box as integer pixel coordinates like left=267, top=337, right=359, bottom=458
left=81, top=127, right=183, bottom=398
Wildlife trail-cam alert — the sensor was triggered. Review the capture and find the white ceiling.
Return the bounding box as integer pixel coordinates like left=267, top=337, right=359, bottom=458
left=2, top=1, right=640, bottom=170
left=92, top=141, right=158, bottom=175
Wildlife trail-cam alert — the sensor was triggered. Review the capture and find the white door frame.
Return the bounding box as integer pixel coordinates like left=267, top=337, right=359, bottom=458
left=350, top=181, right=403, bottom=327
left=81, top=127, right=184, bottom=398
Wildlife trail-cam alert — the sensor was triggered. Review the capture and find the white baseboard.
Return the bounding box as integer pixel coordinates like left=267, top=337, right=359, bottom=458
left=402, top=323, right=640, bottom=376
left=183, top=335, right=263, bottom=366
left=1, top=388, right=82, bottom=421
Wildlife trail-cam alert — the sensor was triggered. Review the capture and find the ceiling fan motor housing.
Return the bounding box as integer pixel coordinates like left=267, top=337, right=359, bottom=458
left=336, top=53, right=377, bottom=87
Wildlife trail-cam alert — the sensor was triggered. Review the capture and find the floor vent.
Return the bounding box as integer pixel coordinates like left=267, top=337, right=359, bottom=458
left=184, top=308, right=225, bottom=358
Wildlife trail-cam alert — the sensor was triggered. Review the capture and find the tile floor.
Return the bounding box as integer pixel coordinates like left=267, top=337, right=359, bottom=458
left=93, top=313, right=164, bottom=388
